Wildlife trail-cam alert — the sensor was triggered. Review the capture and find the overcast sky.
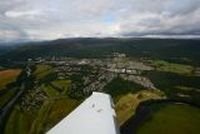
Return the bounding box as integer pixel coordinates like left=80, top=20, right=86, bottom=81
left=0, top=0, right=200, bottom=42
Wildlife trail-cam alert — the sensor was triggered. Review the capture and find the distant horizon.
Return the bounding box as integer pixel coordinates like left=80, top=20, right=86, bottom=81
left=1, top=35, right=200, bottom=45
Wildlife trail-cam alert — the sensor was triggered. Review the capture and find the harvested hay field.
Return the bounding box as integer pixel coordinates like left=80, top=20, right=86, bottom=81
left=0, top=69, right=22, bottom=89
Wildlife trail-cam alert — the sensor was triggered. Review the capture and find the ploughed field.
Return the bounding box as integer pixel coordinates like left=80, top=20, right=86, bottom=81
left=136, top=104, right=200, bottom=134
left=0, top=69, right=21, bottom=90
left=0, top=69, right=22, bottom=108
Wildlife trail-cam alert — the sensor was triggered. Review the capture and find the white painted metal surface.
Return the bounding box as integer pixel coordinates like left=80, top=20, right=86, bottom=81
left=47, top=92, right=120, bottom=134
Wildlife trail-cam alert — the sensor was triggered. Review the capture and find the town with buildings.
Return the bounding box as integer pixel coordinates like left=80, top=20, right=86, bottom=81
left=31, top=53, right=157, bottom=96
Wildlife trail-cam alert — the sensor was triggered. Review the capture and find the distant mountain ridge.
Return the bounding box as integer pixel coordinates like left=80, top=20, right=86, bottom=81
left=1, top=38, right=200, bottom=65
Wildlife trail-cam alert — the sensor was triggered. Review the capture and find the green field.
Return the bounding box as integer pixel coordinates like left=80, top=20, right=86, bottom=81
left=5, top=105, right=34, bottom=134
left=0, top=88, right=18, bottom=108
left=0, top=69, right=22, bottom=108
left=40, top=80, right=71, bottom=97
left=4, top=97, right=80, bottom=134
left=150, top=60, right=193, bottom=75
left=136, top=104, right=200, bottom=134
left=3, top=64, right=78, bottom=134
left=33, top=64, right=53, bottom=80
left=40, top=84, right=60, bottom=97
left=115, top=90, right=164, bottom=126
left=51, top=80, right=71, bottom=93
left=29, top=97, right=80, bottom=134
left=104, top=77, right=145, bottom=102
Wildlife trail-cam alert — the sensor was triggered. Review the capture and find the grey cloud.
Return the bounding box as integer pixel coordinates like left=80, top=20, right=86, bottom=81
left=0, top=0, right=200, bottom=42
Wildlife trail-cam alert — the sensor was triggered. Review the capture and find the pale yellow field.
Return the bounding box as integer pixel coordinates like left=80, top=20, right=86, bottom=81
left=115, top=90, right=165, bottom=126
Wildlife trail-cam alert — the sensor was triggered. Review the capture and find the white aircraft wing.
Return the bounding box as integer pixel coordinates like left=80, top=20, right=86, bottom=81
left=47, top=92, right=120, bottom=134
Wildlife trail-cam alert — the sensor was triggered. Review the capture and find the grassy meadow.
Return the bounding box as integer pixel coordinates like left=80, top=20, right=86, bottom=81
left=115, top=90, right=164, bottom=126
left=150, top=60, right=194, bottom=76
left=136, top=104, right=200, bottom=134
